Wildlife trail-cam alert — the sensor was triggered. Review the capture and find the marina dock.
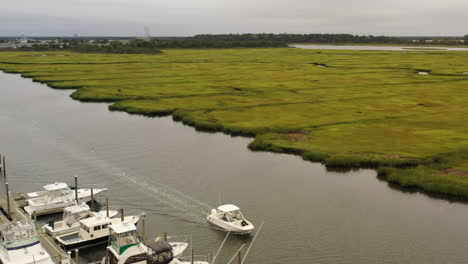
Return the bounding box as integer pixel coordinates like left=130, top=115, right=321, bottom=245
left=0, top=155, right=73, bottom=264
left=0, top=192, right=72, bottom=264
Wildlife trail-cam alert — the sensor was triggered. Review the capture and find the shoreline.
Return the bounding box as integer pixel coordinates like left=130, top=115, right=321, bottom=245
left=0, top=48, right=467, bottom=202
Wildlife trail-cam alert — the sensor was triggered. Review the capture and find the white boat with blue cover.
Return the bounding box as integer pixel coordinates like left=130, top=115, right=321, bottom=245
left=0, top=221, right=54, bottom=264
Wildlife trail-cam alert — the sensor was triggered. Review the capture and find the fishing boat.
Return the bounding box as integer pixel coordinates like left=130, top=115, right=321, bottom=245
left=101, top=222, right=189, bottom=264
left=43, top=203, right=118, bottom=238
left=0, top=221, right=55, bottom=264
left=56, top=214, right=140, bottom=250
left=207, top=204, right=254, bottom=234
left=24, top=182, right=107, bottom=216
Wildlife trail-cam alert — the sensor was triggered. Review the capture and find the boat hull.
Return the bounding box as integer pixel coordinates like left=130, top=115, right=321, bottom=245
left=206, top=216, right=254, bottom=235
left=61, top=234, right=109, bottom=251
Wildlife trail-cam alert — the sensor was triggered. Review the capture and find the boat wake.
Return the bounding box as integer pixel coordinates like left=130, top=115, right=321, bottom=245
left=112, top=171, right=213, bottom=224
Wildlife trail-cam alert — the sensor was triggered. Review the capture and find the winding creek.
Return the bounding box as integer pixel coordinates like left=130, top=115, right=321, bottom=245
left=2, top=72, right=468, bottom=263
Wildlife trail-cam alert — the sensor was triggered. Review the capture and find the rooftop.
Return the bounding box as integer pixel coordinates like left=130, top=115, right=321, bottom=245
left=80, top=216, right=110, bottom=227
left=110, top=221, right=137, bottom=234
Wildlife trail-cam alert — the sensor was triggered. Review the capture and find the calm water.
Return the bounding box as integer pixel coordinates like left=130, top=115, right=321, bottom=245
left=1, top=72, right=468, bottom=263
left=292, top=44, right=468, bottom=51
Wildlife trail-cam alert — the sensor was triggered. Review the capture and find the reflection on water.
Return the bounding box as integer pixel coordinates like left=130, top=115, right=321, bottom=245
left=2, top=72, right=468, bottom=264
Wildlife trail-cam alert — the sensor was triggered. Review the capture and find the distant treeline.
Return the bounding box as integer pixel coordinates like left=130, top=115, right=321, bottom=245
left=19, top=40, right=163, bottom=54
left=10, top=33, right=468, bottom=54
left=17, top=38, right=287, bottom=53
left=193, top=33, right=468, bottom=45
left=151, top=40, right=287, bottom=48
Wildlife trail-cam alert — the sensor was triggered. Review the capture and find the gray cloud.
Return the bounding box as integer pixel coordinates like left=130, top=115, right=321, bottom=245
left=1, top=0, right=467, bottom=36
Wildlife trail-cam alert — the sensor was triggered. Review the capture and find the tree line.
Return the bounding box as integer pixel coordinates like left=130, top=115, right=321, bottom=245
left=193, top=33, right=467, bottom=45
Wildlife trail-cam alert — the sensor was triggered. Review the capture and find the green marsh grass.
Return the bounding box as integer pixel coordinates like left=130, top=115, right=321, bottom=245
left=1, top=48, right=468, bottom=199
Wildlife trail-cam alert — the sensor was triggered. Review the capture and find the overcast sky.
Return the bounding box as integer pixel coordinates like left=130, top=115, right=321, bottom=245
left=1, top=0, right=467, bottom=37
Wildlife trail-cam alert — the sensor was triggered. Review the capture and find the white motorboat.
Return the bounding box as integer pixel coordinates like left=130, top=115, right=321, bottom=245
left=207, top=204, right=254, bottom=234
left=24, top=182, right=107, bottom=216
left=165, top=236, right=188, bottom=258
left=56, top=214, right=140, bottom=250
left=43, top=203, right=118, bottom=238
left=101, top=222, right=188, bottom=264
left=0, top=221, right=55, bottom=264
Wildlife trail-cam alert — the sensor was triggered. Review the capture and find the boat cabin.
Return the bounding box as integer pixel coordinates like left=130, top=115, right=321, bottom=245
left=78, top=216, right=110, bottom=240
left=62, top=203, right=91, bottom=227
left=109, top=222, right=140, bottom=255
left=0, top=221, right=40, bottom=251
left=29, top=182, right=74, bottom=205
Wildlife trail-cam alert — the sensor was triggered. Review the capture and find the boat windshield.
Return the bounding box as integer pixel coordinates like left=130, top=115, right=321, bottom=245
left=0, top=221, right=39, bottom=249
left=220, top=210, right=244, bottom=222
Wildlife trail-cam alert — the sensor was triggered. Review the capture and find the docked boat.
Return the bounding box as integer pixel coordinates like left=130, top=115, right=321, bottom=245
left=43, top=203, right=118, bottom=238
left=24, top=182, right=107, bottom=216
left=0, top=221, right=55, bottom=264
left=207, top=204, right=254, bottom=234
left=101, top=222, right=189, bottom=264
left=56, top=214, right=140, bottom=250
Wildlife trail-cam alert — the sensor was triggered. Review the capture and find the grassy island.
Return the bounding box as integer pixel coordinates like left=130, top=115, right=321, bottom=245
left=0, top=48, right=467, bottom=199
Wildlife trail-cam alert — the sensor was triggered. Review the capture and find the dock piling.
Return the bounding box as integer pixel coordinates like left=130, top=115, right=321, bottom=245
left=74, top=176, right=78, bottom=203
left=191, top=249, right=194, bottom=264
left=90, top=188, right=94, bottom=211
left=164, top=232, right=167, bottom=242
left=5, top=182, right=10, bottom=217
left=120, top=208, right=124, bottom=221
left=106, top=198, right=109, bottom=217
left=75, top=249, right=79, bottom=264
left=141, top=218, right=147, bottom=241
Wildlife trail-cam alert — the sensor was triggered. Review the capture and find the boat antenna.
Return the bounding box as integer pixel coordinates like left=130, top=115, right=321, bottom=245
left=241, top=221, right=264, bottom=264
left=226, top=244, right=246, bottom=264
left=210, top=230, right=231, bottom=264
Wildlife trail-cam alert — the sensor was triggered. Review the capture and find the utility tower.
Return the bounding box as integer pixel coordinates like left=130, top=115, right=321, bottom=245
left=144, top=26, right=150, bottom=39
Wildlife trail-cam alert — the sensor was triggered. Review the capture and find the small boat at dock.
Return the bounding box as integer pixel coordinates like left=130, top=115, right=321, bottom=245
left=0, top=221, right=55, bottom=264
left=43, top=203, right=118, bottom=238
left=101, top=222, right=189, bottom=264
left=56, top=214, right=140, bottom=250
left=24, top=182, right=107, bottom=216
left=207, top=204, right=254, bottom=234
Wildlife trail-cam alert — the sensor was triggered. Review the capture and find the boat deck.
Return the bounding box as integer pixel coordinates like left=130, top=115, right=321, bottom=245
left=0, top=192, right=76, bottom=264
left=59, top=232, right=83, bottom=244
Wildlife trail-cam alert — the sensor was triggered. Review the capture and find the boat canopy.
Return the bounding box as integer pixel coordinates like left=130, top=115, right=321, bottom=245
left=43, top=182, right=68, bottom=191
left=217, top=204, right=240, bottom=213
left=146, top=238, right=174, bottom=264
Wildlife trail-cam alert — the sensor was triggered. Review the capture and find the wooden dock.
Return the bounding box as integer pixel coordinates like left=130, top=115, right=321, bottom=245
left=0, top=192, right=73, bottom=264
